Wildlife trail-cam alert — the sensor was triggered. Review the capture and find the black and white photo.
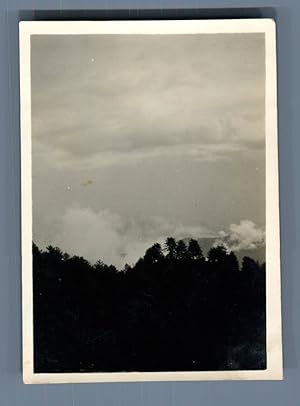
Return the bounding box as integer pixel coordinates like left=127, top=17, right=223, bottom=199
left=20, top=19, right=282, bottom=383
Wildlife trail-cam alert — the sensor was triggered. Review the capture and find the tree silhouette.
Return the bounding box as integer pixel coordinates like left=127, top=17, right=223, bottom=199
left=176, top=239, right=188, bottom=259
left=226, top=251, right=240, bottom=272
left=45, top=245, right=63, bottom=265
left=32, top=237, right=266, bottom=373
left=208, top=245, right=227, bottom=263
left=188, top=239, right=203, bottom=259
left=164, top=237, right=177, bottom=259
left=242, top=256, right=260, bottom=273
left=144, top=243, right=164, bottom=264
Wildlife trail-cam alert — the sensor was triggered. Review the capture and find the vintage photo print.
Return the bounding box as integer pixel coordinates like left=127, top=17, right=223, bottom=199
left=20, top=19, right=282, bottom=383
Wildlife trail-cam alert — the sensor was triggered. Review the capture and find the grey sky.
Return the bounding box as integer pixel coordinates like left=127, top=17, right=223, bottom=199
left=31, top=33, right=265, bottom=268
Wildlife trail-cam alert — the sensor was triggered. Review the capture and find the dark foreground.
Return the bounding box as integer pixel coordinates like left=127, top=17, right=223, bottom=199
left=33, top=238, right=266, bottom=373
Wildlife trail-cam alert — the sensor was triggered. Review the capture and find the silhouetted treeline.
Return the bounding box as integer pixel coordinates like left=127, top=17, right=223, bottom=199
left=32, top=238, right=266, bottom=373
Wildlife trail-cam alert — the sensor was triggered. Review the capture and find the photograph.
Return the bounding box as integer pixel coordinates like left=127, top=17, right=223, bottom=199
left=20, top=19, right=282, bottom=383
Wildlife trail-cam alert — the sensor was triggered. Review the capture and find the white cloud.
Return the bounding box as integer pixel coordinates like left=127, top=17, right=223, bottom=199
left=34, top=208, right=265, bottom=268
left=36, top=206, right=213, bottom=269
left=214, top=220, right=265, bottom=252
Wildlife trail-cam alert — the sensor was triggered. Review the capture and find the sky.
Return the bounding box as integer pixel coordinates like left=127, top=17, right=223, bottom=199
left=31, top=33, right=266, bottom=269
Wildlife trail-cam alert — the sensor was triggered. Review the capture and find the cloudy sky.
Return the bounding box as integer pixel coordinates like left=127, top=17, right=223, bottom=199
left=31, top=33, right=265, bottom=268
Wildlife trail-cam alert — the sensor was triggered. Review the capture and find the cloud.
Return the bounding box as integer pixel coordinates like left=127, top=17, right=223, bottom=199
left=31, top=33, right=265, bottom=170
left=32, top=108, right=264, bottom=170
left=35, top=206, right=214, bottom=269
left=33, top=138, right=247, bottom=171
left=213, top=220, right=265, bottom=252
left=34, top=207, right=265, bottom=268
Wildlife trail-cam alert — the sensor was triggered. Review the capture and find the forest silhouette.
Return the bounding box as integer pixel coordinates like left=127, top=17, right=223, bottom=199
left=33, top=237, right=266, bottom=373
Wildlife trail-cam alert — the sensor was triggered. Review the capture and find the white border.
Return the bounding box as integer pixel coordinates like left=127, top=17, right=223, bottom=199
left=20, top=19, right=282, bottom=384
